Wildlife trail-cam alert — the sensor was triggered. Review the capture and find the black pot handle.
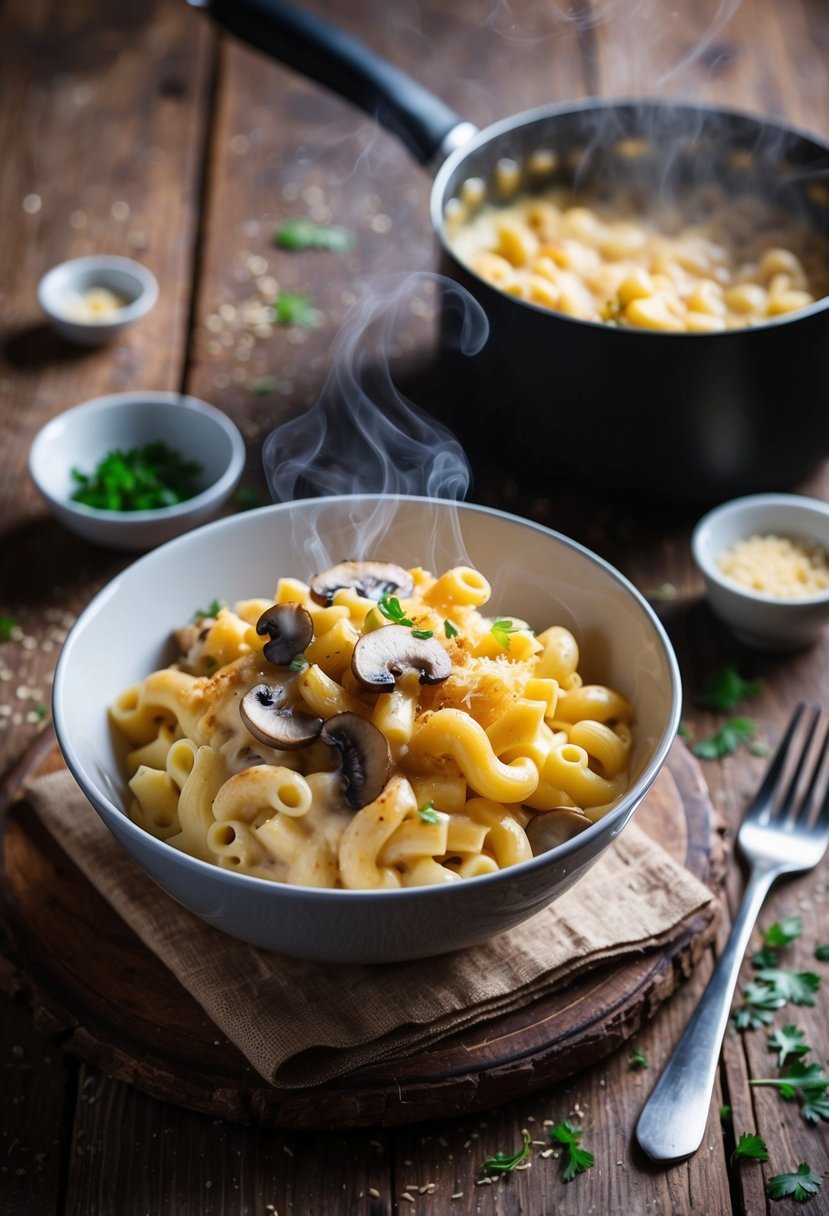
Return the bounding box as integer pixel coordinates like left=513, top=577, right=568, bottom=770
left=191, top=0, right=471, bottom=164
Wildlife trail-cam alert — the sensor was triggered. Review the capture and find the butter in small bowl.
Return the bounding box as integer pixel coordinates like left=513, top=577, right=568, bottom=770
left=692, top=494, right=829, bottom=650
left=37, top=254, right=158, bottom=346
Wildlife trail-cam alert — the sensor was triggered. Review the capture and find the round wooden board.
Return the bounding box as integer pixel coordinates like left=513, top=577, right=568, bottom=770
left=0, top=740, right=725, bottom=1129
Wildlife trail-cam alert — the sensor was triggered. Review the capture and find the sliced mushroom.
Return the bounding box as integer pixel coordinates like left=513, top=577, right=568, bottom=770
left=526, top=807, right=593, bottom=855
left=256, top=602, right=314, bottom=666
left=351, top=624, right=452, bottom=692
left=320, top=712, right=391, bottom=809
left=309, top=560, right=414, bottom=607
left=239, top=683, right=323, bottom=750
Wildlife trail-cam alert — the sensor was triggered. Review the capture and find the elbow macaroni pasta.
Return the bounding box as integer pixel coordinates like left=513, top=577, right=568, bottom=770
left=111, top=565, right=637, bottom=889
left=448, top=182, right=829, bottom=332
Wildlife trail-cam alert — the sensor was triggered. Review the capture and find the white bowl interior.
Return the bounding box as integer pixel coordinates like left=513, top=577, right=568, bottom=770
left=53, top=496, right=681, bottom=959
left=29, top=393, right=242, bottom=514
left=693, top=493, right=829, bottom=601
left=38, top=255, right=157, bottom=323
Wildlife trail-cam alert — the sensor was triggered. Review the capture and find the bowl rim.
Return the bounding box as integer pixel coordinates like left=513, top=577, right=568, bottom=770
left=28, top=390, right=247, bottom=522
left=691, top=492, right=829, bottom=607
left=52, top=493, right=683, bottom=901
left=37, top=254, right=159, bottom=326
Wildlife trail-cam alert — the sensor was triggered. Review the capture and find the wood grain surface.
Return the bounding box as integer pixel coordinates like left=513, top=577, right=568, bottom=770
left=1, top=0, right=829, bottom=1211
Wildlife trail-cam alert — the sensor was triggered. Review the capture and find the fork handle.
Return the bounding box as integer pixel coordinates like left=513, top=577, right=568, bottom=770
left=636, top=863, right=781, bottom=1162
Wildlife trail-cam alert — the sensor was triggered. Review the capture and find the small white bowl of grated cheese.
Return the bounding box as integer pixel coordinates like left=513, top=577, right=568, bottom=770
left=692, top=493, right=829, bottom=650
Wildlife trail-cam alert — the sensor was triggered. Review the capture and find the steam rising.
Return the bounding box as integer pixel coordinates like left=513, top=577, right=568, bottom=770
left=263, top=273, right=488, bottom=505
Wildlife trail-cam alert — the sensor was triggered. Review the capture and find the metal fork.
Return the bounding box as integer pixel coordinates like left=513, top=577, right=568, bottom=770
left=636, top=703, right=829, bottom=1163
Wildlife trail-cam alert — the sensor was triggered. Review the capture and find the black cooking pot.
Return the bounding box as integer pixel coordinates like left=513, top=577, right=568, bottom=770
left=194, top=0, right=829, bottom=503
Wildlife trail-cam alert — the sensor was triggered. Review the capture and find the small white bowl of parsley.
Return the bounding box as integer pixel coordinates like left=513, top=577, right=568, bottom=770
left=29, top=391, right=247, bottom=550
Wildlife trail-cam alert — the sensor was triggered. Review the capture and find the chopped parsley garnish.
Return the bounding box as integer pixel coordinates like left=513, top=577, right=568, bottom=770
left=478, top=1129, right=531, bottom=1178
left=733, top=917, right=820, bottom=1029
left=766, top=1163, right=822, bottom=1203
left=192, top=599, right=223, bottom=623
left=719, top=1104, right=732, bottom=1122
left=417, top=800, right=441, bottom=825
left=32, top=704, right=48, bottom=722
left=376, top=595, right=433, bottom=638
left=752, top=966, right=820, bottom=1007
left=692, top=716, right=757, bottom=760
left=288, top=655, right=310, bottom=673
left=377, top=595, right=412, bottom=626
left=0, top=616, right=17, bottom=641
left=733, top=980, right=789, bottom=1030
left=274, top=217, right=355, bottom=253
left=251, top=375, right=280, bottom=396
left=71, top=443, right=202, bottom=512
left=274, top=291, right=319, bottom=328
left=750, top=1061, right=829, bottom=1124
left=629, top=1048, right=649, bottom=1070
left=732, top=1131, right=769, bottom=1163
left=235, top=486, right=266, bottom=511
left=814, top=944, right=829, bottom=962
left=548, top=1120, right=594, bottom=1182
left=698, top=664, right=762, bottom=712
left=490, top=617, right=522, bottom=650
left=768, top=1024, right=811, bottom=1067
left=444, top=619, right=459, bottom=639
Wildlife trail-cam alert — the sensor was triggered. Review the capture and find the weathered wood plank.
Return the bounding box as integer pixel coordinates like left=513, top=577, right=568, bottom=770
left=0, top=0, right=215, bottom=781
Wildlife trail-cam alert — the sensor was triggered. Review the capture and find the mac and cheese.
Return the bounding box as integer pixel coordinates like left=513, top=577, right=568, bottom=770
left=448, top=184, right=829, bottom=332
left=110, top=564, right=635, bottom=889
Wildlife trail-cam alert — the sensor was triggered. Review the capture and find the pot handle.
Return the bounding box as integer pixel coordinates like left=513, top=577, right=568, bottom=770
left=190, top=0, right=475, bottom=164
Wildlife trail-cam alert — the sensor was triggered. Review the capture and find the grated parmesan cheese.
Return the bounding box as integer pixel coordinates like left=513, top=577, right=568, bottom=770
left=717, top=533, right=829, bottom=598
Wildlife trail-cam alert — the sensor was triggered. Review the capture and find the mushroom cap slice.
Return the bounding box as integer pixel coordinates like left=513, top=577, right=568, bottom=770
left=320, top=711, right=391, bottom=809
left=351, top=624, right=452, bottom=692
left=309, top=561, right=414, bottom=607
left=525, top=806, right=593, bottom=855
left=256, top=602, right=314, bottom=666
left=239, top=683, right=323, bottom=750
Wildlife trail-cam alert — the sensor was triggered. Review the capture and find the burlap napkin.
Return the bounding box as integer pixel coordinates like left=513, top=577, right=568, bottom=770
left=26, top=769, right=714, bottom=1089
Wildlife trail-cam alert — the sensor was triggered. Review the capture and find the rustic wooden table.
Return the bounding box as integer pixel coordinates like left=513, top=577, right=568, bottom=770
left=2, top=0, right=829, bottom=1212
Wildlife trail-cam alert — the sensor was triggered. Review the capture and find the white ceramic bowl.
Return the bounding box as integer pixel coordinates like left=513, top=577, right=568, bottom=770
left=692, top=493, right=829, bottom=650
left=37, top=254, right=158, bottom=345
left=52, top=495, right=681, bottom=963
left=29, top=391, right=246, bottom=551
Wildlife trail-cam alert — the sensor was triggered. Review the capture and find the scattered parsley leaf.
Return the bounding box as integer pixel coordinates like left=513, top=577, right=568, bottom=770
left=490, top=617, right=522, bottom=650
left=645, top=582, right=677, bottom=601
left=753, top=967, right=820, bottom=1007
left=732, top=980, right=787, bottom=1030
left=192, top=599, right=223, bottom=623
left=750, top=1061, right=829, bottom=1124
left=732, top=1132, right=769, bottom=1163
left=766, top=1164, right=822, bottom=1203
left=764, top=915, right=803, bottom=948
left=274, top=291, right=319, bottom=328
left=0, top=616, right=17, bottom=641
left=677, top=720, right=693, bottom=740
left=692, top=716, right=757, bottom=760
left=719, top=1104, right=732, bottom=1123
left=235, top=486, right=265, bottom=511
left=418, top=801, right=442, bottom=825
left=411, top=628, right=434, bottom=640
left=698, top=664, right=762, bottom=712
left=478, top=1129, right=531, bottom=1178
left=71, top=443, right=202, bottom=512
left=274, top=217, right=355, bottom=253
left=629, top=1048, right=649, bottom=1070
left=32, top=704, right=48, bottom=722
left=768, top=1024, right=811, bottom=1067
left=251, top=375, right=280, bottom=396
left=444, top=619, right=459, bottom=639
left=548, top=1120, right=594, bottom=1183
left=814, top=944, right=829, bottom=962
left=377, top=595, right=413, bottom=627
left=288, top=655, right=309, bottom=673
